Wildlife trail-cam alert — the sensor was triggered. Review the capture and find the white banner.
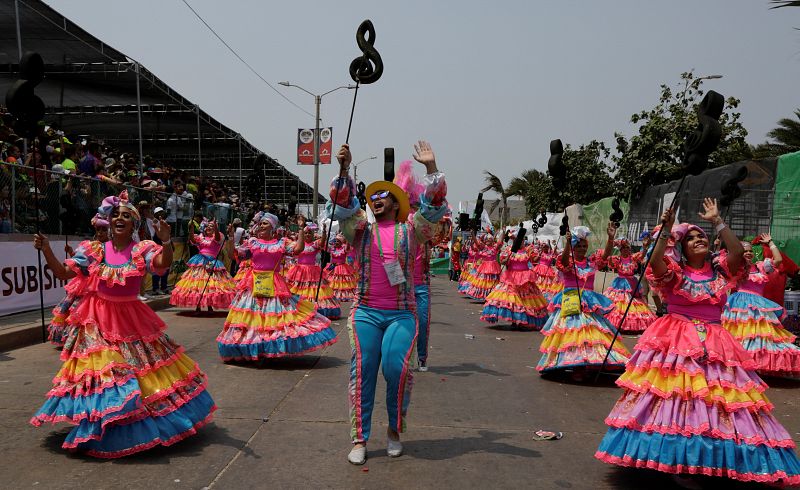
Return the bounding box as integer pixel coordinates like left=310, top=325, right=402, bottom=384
left=1, top=240, right=70, bottom=316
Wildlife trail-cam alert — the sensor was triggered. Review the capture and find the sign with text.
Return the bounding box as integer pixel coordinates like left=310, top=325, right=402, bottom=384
left=1, top=240, right=69, bottom=316
left=297, top=127, right=333, bottom=165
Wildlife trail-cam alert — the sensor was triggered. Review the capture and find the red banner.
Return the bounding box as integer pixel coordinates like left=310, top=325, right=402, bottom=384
left=297, top=127, right=333, bottom=165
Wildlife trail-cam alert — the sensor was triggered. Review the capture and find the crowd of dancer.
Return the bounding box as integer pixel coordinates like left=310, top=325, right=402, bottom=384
left=455, top=196, right=800, bottom=486
left=24, top=137, right=800, bottom=486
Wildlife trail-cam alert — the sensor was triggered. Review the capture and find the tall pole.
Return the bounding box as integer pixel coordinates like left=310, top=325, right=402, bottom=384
left=196, top=104, right=202, bottom=178
left=238, top=134, right=242, bottom=198
left=14, top=0, right=22, bottom=59
left=135, top=62, right=144, bottom=175
left=312, top=95, right=321, bottom=220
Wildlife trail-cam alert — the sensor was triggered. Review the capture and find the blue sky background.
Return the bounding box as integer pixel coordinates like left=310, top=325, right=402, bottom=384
left=44, top=0, right=800, bottom=206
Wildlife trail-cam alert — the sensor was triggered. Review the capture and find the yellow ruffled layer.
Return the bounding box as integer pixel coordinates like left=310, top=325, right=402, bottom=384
left=224, top=299, right=317, bottom=330
left=721, top=320, right=794, bottom=342
left=138, top=353, right=200, bottom=398
left=619, top=368, right=770, bottom=407
left=540, top=327, right=628, bottom=354
left=486, top=290, right=547, bottom=309
left=57, top=349, right=127, bottom=378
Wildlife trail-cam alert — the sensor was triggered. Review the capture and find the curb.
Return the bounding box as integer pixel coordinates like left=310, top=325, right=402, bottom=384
left=0, top=297, right=173, bottom=352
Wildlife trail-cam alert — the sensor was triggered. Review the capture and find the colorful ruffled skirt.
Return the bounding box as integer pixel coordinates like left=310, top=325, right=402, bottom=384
left=233, top=258, right=252, bottom=283
left=464, top=260, right=501, bottom=301
left=325, top=262, right=358, bottom=302
left=480, top=269, right=548, bottom=330
left=217, top=270, right=338, bottom=360
left=30, top=293, right=216, bottom=458
left=722, top=291, right=800, bottom=376
left=170, top=254, right=236, bottom=309
left=457, top=260, right=476, bottom=295
left=603, top=276, right=656, bottom=334
left=285, top=263, right=341, bottom=319
left=537, top=289, right=630, bottom=372
left=595, top=314, right=800, bottom=485
left=533, top=263, right=561, bottom=301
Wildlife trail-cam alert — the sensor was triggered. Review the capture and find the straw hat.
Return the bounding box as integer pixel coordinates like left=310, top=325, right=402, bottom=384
left=364, top=180, right=410, bottom=223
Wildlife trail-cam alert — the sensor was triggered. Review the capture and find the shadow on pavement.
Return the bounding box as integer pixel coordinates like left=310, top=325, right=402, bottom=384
left=426, top=362, right=509, bottom=377
left=41, top=422, right=254, bottom=464
left=223, top=355, right=347, bottom=372
left=404, top=430, right=541, bottom=461
left=176, top=311, right=230, bottom=319
left=538, top=370, right=620, bottom=388
left=0, top=351, right=15, bottom=362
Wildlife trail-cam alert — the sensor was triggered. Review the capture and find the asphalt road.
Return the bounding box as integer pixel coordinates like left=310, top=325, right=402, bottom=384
left=1, top=276, right=798, bottom=489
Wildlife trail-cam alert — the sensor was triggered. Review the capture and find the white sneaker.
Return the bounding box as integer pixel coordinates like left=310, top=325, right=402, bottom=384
left=418, top=364, right=428, bottom=372
left=137, top=295, right=148, bottom=301
left=387, top=438, right=403, bottom=457
left=347, top=445, right=367, bottom=465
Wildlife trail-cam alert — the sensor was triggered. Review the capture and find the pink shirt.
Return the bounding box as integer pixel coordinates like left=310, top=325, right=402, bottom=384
left=196, top=235, right=222, bottom=257
left=249, top=239, right=286, bottom=272
left=297, top=242, right=318, bottom=265
left=366, top=221, right=411, bottom=310
left=98, top=241, right=141, bottom=298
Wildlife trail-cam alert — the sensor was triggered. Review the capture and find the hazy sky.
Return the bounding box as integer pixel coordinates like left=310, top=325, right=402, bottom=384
left=41, top=0, right=800, bottom=206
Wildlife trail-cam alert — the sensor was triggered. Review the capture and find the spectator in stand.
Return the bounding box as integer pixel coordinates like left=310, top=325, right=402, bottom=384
left=138, top=201, right=154, bottom=301
left=61, top=145, right=78, bottom=174
left=149, top=206, right=171, bottom=296
left=78, top=142, right=102, bottom=177
left=44, top=164, right=68, bottom=234
left=165, top=179, right=192, bottom=238
left=0, top=184, right=11, bottom=233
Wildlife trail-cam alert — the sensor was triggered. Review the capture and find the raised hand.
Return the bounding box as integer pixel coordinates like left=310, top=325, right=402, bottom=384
left=33, top=233, right=50, bottom=251
left=336, top=144, right=352, bottom=169
left=606, top=221, right=616, bottom=239
left=760, top=232, right=772, bottom=244
left=660, top=208, right=676, bottom=229
left=412, top=140, right=437, bottom=172
left=153, top=219, right=172, bottom=242
left=698, top=197, right=720, bottom=224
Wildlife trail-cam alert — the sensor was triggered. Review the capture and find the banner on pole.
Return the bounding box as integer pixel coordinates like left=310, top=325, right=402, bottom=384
left=0, top=240, right=68, bottom=316
left=297, top=127, right=333, bottom=165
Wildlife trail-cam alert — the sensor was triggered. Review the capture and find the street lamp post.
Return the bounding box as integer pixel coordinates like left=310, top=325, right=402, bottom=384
left=681, top=74, right=723, bottom=106
left=279, top=82, right=356, bottom=219
left=352, top=155, right=377, bottom=184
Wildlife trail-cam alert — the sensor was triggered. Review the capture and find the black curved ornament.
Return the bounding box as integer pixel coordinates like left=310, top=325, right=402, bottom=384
left=5, top=51, right=46, bottom=138
left=531, top=221, right=539, bottom=233
left=537, top=211, right=548, bottom=228
left=720, top=165, right=748, bottom=207
left=356, top=181, right=367, bottom=210
left=548, top=139, right=566, bottom=188
left=609, top=198, right=624, bottom=229
left=349, top=20, right=383, bottom=85
left=511, top=224, right=527, bottom=253
left=683, top=90, right=724, bottom=176
left=559, top=214, right=569, bottom=237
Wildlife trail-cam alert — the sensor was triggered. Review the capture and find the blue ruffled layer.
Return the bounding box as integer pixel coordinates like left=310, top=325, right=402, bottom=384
left=67, top=390, right=215, bottom=456
left=597, top=427, right=800, bottom=480
left=187, top=254, right=224, bottom=269
left=218, top=325, right=338, bottom=360
left=549, top=288, right=614, bottom=317
left=481, top=305, right=545, bottom=328
left=726, top=291, right=784, bottom=316
left=34, top=376, right=139, bottom=422
left=607, top=276, right=634, bottom=293
left=317, top=307, right=342, bottom=319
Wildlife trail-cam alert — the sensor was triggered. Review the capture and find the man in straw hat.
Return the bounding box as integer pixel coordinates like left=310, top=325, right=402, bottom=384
left=328, top=141, right=448, bottom=465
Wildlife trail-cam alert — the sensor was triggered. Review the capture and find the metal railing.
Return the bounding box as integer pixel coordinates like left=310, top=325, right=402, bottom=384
left=0, top=162, right=248, bottom=238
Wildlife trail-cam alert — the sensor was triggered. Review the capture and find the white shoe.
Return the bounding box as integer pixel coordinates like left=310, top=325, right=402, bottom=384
left=137, top=295, right=148, bottom=301
left=347, top=445, right=367, bottom=465
left=387, top=438, right=403, bottom=457
left=418, top=364, right=428, bottom=372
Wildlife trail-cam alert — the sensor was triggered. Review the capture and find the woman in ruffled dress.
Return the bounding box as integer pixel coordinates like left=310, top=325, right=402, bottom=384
left=537, top=224, right=630, bottom=379
left=596, top=199, right=800, bottom=486
left=324, top=234, right=358, bottom=302
left=603, top=237, right=656, bottom=334
left=722, top=232, right=800, bottom=377
left=217, top=213, right=337, bottom=361
left=48, top=213, right=110, bottom=347
left=481, top=234, right=548, bottom=330
left=532, top=241, right=561, bottom=302
left=457, top=234, right=479, bottom=295
left=170, top=218, right=236, bottom=311
left=464, top=234, right=501, bottom=301
left=31, top=191, right=216, bottom=457
left=284, top=223, right=342, bottom=319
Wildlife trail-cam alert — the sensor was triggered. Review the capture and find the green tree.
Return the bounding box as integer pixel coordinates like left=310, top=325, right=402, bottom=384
left=613, top=71, right=750, bottom=201
left=751, top=109, right=800, bottom=158
left=560, top=140, right=616, bottom=206
left=481, top=171, right=511, bottom=229
left=507, top=169, right=555, bottom=218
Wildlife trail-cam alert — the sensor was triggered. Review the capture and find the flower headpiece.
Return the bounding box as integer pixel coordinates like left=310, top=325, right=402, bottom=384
left=393, top=160, right=425, bottom=208
left=250, top=211, right=279, bottom=235
left=91, top=213, right=109, bottom=229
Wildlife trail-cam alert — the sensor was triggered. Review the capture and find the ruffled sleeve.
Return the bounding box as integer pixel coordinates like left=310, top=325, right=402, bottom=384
left=236, top=238, right=254, bottom=261
left=64, top=240, right=100, bottom=277
left=606, top=255, right=621, bottom=272
left=645, top=256, right=682, bottom=293
left=589, top=250, right=608, bottom=270
left=134, top=240, right=168, bottom=276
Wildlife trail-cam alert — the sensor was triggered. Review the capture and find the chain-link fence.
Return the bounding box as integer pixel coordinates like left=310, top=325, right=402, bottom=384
left=0, top=162, right=250, bottom=238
